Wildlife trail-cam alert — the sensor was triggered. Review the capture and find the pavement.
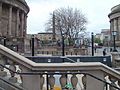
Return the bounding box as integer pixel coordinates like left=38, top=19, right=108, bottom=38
left=88, top=47, right=111, bottom=56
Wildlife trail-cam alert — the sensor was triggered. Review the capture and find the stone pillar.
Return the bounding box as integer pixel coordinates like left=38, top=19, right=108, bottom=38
left=0, top=3, right=2, bottom=36
left=16, top=9, right=20, bottom=37
left=24, top=15, right=27, bottom=37
left=86, top=70, right=105, bottom=90
left=111, top=52, right=120, bottom=67
left=20, top=66, right=43, bottom=90
left=110, top=20, right=113, bottom=45
left=8, top=6, right=12, bottom=36
left=113, top=19, right=117, bottom=31
left=21, top=12, right=25, bottom=37
left=118, top=17, right=120, bottom=40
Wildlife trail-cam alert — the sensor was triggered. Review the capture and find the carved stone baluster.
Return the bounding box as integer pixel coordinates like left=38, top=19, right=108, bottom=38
left=40, top=74, right=44, bottom=90
left=8, top=60, right=17, bottom=83
left=71, top=74, right=78, bottom=90
left=60, top=74, right=67, bottom=90
left=109, top=77, right=117, bottom=90
left=82, top=75, right=86, bottom=90
left=18, top=65, right=23, bottom=86
left=48, top=75, right=55, bottom=90
left=0, top=55, right=7, bottom=77
left=118, top=81, right=120, bottom=88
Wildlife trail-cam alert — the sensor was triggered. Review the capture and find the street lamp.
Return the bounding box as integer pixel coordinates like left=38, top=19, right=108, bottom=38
left=112, top=31, right=117, bottom=52
left=91, top=32, right=94, bottom=56
left=3, top=37, right=6, bottom=46
left=62, top=34, right=65, bottom=56
left=58, top=19, right=65, bottom=57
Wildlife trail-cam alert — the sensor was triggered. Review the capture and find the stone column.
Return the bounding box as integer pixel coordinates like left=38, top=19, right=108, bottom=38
left=8, top=6, right=12, bottom=36
left=21, top=12, right=25, bottom=37
left=24, top=15, right=27, bottom=37
left=116, top=18, right=119, bottom=40
left=20, top=66, right=43, bottom=90
left=16, top=9, right=20, bottom=37
left=0, top=3, right=2, bottom=36
left=113, top=19, right=115, bottom=31
left=118, top=17, right=120, bottom=40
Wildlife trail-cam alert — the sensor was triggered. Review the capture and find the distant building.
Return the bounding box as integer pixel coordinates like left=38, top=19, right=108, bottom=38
left=95, top=29, right=110, bottom=46
left=25, top=32, right=88, bottom=56
left=101, top=29, right=110, bottom=46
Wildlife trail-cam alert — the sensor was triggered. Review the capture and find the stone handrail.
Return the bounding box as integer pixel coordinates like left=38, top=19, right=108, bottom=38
left=0, top=44, right=120, bottom=90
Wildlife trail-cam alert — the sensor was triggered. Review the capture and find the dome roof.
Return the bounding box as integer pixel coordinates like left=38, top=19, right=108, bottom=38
left=111, top=4, right=120, bottom=14
left=18, top=0, right=27, bottom=5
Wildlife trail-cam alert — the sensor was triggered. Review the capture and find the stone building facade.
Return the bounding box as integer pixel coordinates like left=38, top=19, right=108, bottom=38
left=0, top=0, right=29, bottom=53
left=108, top=4, right=120, bottom=46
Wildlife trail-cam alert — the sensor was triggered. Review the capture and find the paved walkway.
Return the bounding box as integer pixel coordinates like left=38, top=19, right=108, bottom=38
left=88, top=47, right=111, bottom=56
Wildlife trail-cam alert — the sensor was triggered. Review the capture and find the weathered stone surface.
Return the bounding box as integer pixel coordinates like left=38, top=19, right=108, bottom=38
left=0, top=0, right=29, bottom=53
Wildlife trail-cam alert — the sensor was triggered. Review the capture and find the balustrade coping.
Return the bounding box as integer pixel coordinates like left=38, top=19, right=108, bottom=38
left=0, top=44, right=120, bottom=80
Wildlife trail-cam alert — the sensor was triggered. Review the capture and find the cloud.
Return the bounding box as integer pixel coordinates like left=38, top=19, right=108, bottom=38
left=25, top=0, right=120, bottom=34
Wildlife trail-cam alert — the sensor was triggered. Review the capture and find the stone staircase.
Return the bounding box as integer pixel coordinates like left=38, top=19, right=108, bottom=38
left=0, top=44, right=120, bottom=90
left=0, top=73, right=24, bottom=90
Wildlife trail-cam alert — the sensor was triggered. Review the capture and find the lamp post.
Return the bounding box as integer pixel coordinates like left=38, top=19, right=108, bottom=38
left=112, top=31, right=117, bottom=52
left=58, top=19, right=65, bottom=62
left=91, top=32, right=94, bottom=56
left=62, top=34, right=65, bottom=56
left=31, top=35, right=34, bottom=56
left=58, top=19, right=65, bottom=56
left=3, top=37, right=6, bottom=46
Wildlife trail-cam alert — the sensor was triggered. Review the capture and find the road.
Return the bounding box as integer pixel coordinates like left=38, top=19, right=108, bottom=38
left=87, top=47, right=111, bottom=56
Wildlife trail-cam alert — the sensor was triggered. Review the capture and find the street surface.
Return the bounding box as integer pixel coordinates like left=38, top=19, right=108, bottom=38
left=87, top=47, right=112, bottom=56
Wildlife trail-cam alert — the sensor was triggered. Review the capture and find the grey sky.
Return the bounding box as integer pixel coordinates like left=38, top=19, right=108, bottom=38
left=25, top=0, right=120, bottom=34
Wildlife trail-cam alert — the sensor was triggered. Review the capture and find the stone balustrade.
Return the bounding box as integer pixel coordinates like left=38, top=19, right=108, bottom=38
left=111, top=52, right=120, bottom=68
left=0, top=44, right=120, bottom=90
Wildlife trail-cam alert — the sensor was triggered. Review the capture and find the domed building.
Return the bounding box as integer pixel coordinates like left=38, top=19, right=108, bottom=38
left=108, top=4, right=120, bottom=46
left=0, top=0, right=29, bottom=53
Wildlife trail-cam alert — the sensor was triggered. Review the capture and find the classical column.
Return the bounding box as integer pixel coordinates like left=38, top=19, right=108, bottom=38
left=113, top=18, right=118, bottom=31
left=24, top=14, right=27, bottom=37
left=116, top=18, right=119, bottom=40
left=16, top=9, right=20, bottom=37
left=110, top=20, right=113, bottom=44
left=21, top=12, right=25, bottom=37
left=0, top=3, right=2, bottom=36
left=118, top=17, right=120, bottom=40
left=8, top=6, right=12, bottom=36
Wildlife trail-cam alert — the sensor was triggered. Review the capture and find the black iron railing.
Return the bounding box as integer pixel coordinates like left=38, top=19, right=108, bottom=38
left=0, top=63, right=119, bottom=90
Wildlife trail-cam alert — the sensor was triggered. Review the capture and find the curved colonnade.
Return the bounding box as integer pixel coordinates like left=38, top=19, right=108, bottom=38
left=0, top=0, right=29, bottom=53
left=109, top=4, right=120, bottom=46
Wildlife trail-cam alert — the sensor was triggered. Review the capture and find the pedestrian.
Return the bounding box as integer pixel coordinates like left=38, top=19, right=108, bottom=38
left=94, top=46, right=97, bottom=53
left=110, top=48, right=112, bottom=52
left=103, top=49, right=106, bottom=56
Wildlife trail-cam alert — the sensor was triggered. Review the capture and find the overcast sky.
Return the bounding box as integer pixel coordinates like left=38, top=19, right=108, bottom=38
left=25, top=0, right=120, bottom=34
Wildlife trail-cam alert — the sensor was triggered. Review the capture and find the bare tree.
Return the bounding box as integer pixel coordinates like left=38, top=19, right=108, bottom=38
left=45, top=7, right=88, bottom=45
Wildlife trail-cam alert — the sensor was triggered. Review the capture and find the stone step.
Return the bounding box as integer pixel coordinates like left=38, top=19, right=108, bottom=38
left=0, top=86, right=5, bottom=90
